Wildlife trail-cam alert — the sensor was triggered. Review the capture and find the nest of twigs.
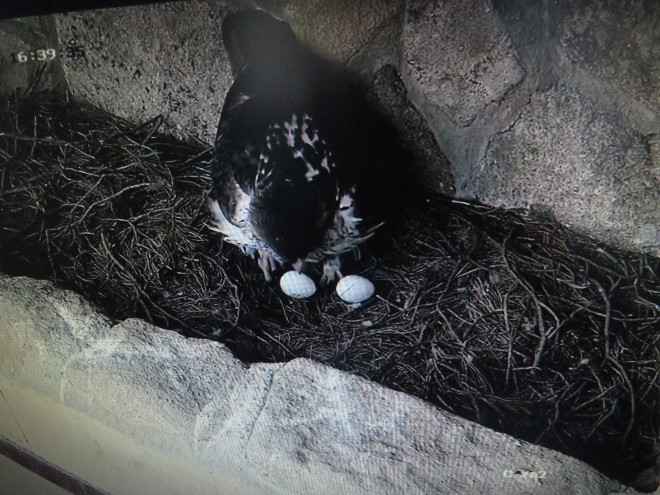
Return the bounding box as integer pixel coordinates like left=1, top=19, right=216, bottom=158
left=0, top=93, right=240, bottom=330
left=1, top=93, right=659, bottom=489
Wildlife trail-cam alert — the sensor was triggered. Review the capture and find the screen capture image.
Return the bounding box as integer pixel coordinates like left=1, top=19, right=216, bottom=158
left=0, top=1, right=659, bottom=494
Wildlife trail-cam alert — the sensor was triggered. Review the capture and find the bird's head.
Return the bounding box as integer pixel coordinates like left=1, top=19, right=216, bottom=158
left=249, top=164, right=336, bottom=263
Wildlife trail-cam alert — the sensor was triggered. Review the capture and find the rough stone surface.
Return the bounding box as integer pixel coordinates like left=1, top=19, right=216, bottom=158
left=0, top=274, right=281, bottom=495
left=369, top=65, right=454, bottom=195
left=53, top=0, right=406, bottom=143
left=0, top=276, right=112, bottom=397
left=0, top=274, right=638, bottom=494
left=241, top=358, right=628, bottom=495
left=473, top=85, right=660, bottom=254
left=55, top=2, right=233, bottom=144
left=559, top=0, right=660, bottom=119
left=280, top=0, right=404, bottom=81
left=402, top=0, right=526, bottom=127
left=60, top=318, right=249, bottom=448
left=399, top=0, right=660, bottom=255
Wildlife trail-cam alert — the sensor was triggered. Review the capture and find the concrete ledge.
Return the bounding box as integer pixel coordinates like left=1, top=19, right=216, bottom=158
left=0, top=274, right=637, bottom=494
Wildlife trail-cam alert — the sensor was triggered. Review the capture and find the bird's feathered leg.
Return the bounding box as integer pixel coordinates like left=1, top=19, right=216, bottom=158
left=257, top=252, right=278, bottom=281
left=310, top=189, right=383, bottom=285
left=320, top=256, right=343, bottom=286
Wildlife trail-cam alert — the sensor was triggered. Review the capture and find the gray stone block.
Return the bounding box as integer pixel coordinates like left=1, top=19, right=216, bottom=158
left=241, top=357, right=635, bottom=495
left=279, top=0, right=404, bottom=80
left=473, top=85, right=660, bottom=255
left=55, top=1, right=233, bottom=144
left=402, top=0, right=526, bottom=127
left=369, top=65, right=454, bottom=195
left=60, top=318, right=248, bottom=449
left=559, top=0, right=660, bottom=118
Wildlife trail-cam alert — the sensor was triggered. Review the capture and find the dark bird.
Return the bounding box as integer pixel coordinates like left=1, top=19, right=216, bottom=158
left=209, top=9, right=401, bottom=284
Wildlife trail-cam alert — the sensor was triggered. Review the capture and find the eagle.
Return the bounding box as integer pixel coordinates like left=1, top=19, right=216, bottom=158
left=208, top=9, right=400, bottom=285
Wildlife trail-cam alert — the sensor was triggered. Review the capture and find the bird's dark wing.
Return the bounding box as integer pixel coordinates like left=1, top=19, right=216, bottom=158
left=212, top=82, right=254, bottom=227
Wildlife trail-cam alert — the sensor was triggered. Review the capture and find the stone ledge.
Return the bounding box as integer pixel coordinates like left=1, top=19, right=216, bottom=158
left=0, top=274, right=638, bottom=494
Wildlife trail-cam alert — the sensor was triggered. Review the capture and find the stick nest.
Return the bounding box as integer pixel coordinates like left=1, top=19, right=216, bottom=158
left=1, top=93, right=659, bottom=488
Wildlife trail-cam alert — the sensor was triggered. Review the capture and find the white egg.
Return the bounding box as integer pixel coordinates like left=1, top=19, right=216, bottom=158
left=336, top=275, right=375, bottom=304
left=280, top=270, right=316, bottom=299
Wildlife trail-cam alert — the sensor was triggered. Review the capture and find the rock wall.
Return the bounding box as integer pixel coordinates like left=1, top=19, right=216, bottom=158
left=54, top=1, right=233, bottom=143
left=401, top=0, right=660, bottom=254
